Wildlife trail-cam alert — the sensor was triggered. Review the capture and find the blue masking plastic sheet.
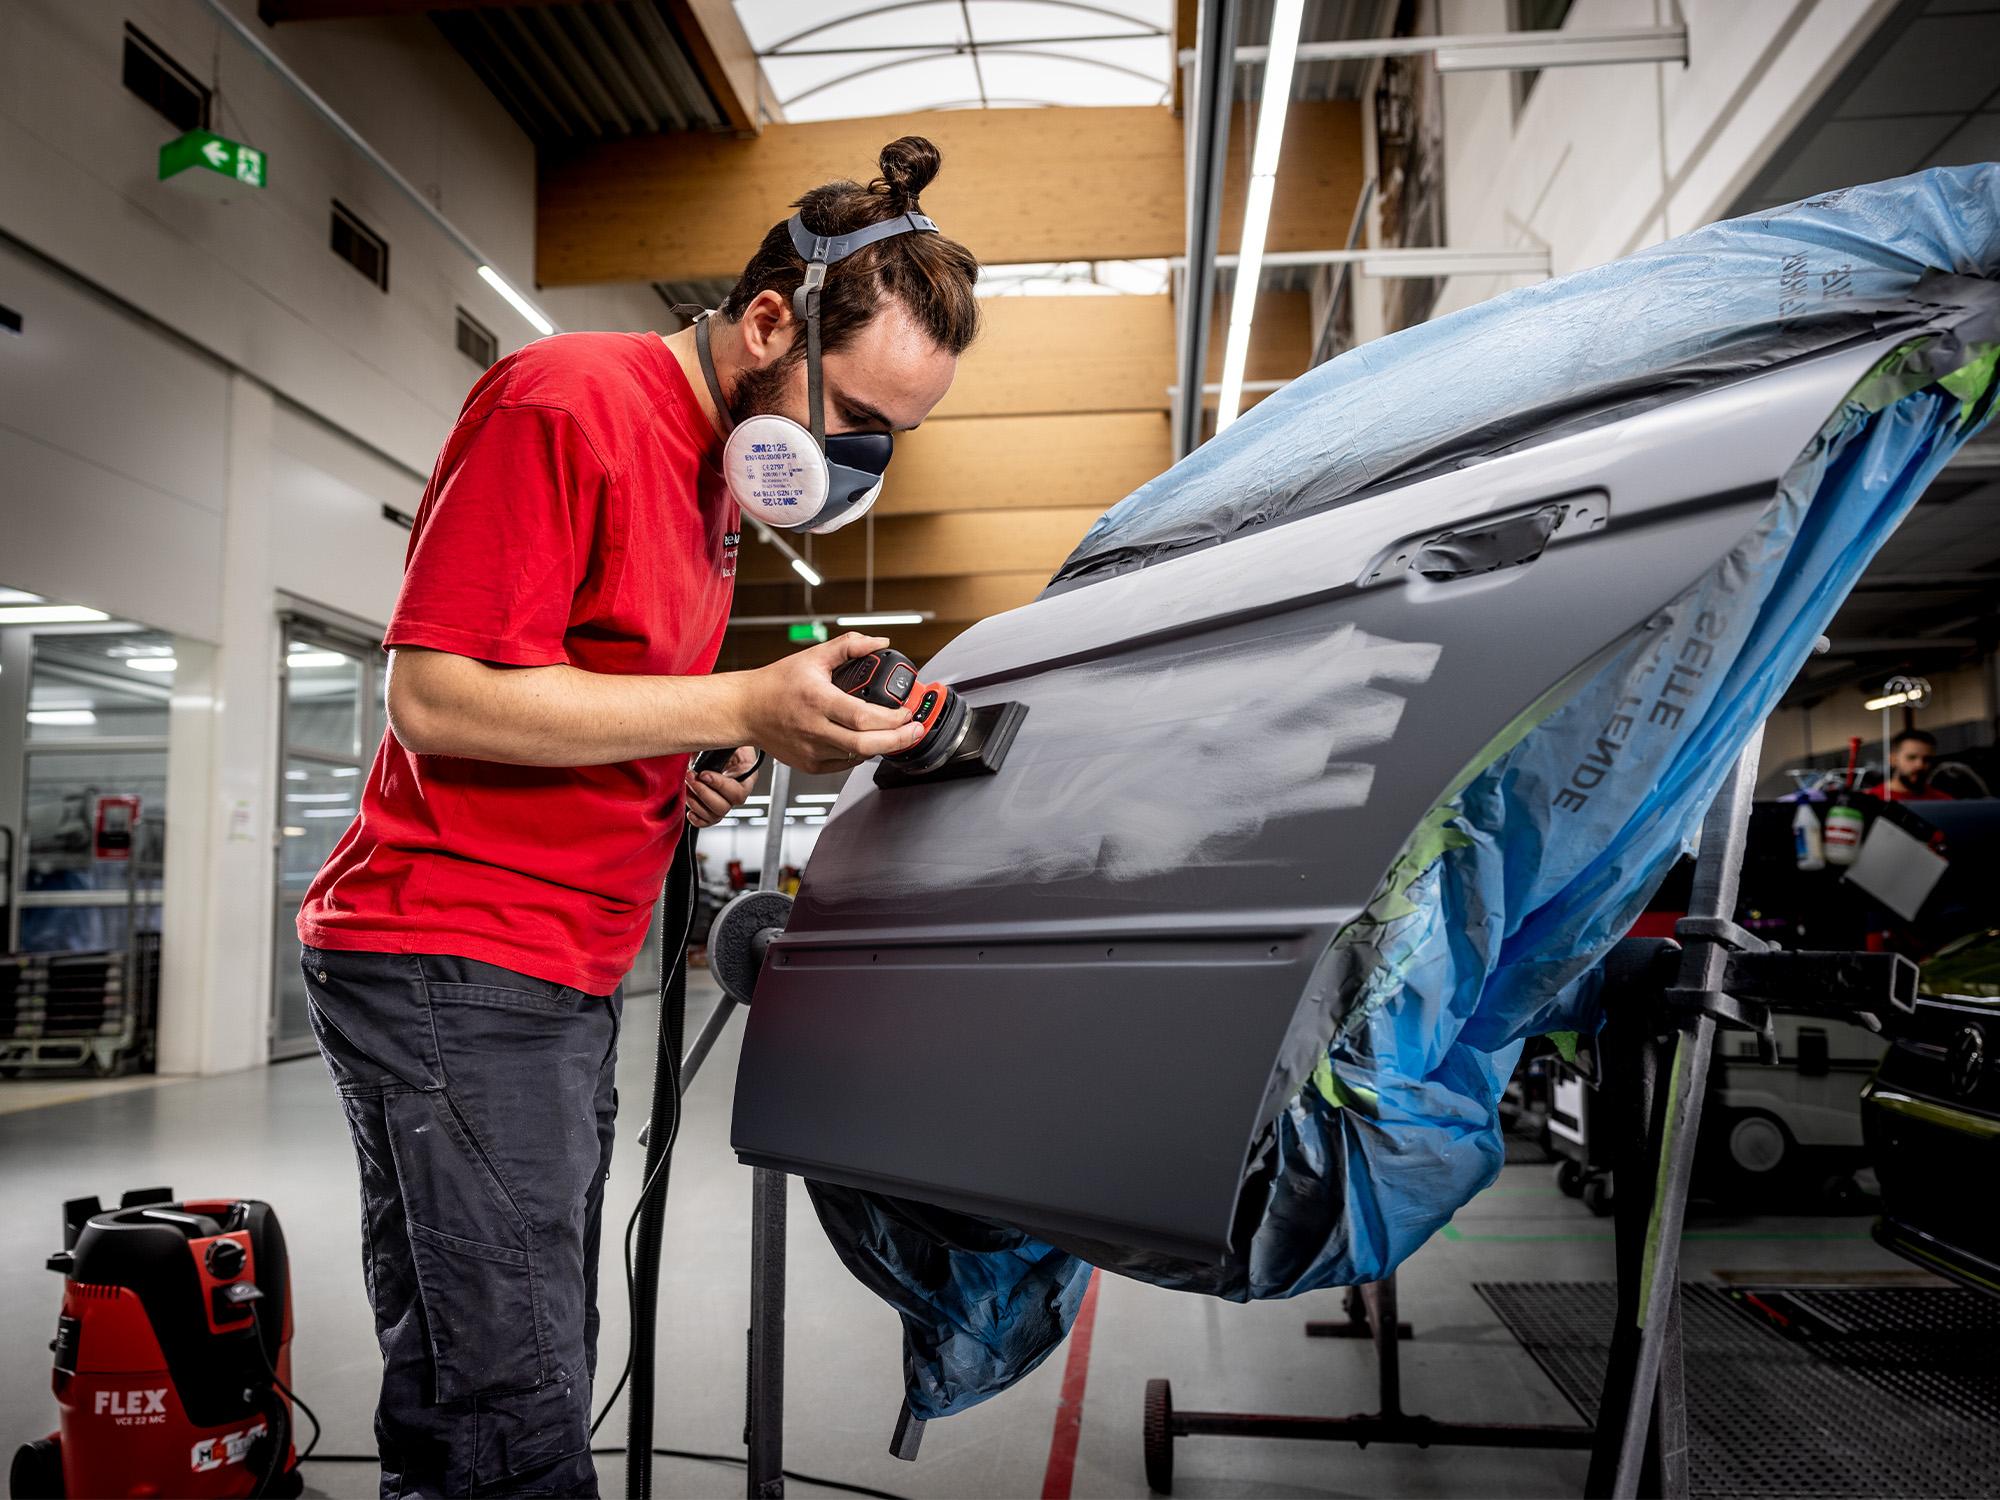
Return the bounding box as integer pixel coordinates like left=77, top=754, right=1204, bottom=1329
left=809, top=167, right=2000, bottom=1421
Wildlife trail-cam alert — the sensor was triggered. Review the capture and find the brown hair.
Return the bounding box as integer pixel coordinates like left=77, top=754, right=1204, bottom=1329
left=720, top=136, right=980, bottom=361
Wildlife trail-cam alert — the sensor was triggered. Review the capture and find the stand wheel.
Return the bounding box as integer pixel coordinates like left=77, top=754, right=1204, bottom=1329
left=1556, top=1158, right=1585, bottom=1198
left=1142, top=1378, right=1174, bottom=1494
left=1725, top=1110, right=1791, bottom=1180
left=1581, top=1173, right=1613, bottom=1217
left=11, top=1437, right=64, bottom=1499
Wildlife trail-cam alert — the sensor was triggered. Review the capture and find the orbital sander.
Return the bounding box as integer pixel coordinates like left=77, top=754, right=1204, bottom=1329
left=829, top=647, right=1028, bottom=786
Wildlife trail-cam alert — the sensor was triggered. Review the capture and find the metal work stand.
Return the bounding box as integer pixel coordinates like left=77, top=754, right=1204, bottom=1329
left=668, top=761, right=795, bottom=1498
left=1144, top=1275, right=1593, bottom=1492
left=1143, top=741, right=1918, bottom=1498
left=743, top=761, right=792, bottom=1498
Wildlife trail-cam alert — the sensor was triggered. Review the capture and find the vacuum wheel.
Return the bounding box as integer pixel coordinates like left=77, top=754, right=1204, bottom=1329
left=1142, top=1378, right=1174, bottom=1495
left=10, top=1438, right=63, bottom=1500
left=1726, top=1111, right=1791, bottom=1178
left=1556, top=1158, right=1585, bottom=1198
left=1581, top=1173, right=1613, bottom=1217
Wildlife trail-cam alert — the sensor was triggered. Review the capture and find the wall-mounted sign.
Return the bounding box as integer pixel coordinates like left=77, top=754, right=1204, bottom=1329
left=788, top=621, right=828, bottom=644
left=159, top=130, right=267, bottom=192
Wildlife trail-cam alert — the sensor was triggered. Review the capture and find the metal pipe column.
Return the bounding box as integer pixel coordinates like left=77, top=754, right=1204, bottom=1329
left=1173, top=0, right=1240, bottom=459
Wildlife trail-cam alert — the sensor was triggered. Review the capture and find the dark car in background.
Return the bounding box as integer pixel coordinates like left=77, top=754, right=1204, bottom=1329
left=1864, top=925, right=2000, bottom=1293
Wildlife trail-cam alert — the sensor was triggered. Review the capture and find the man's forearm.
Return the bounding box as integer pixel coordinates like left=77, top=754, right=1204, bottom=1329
left=387, top=649, right=754, bottom=767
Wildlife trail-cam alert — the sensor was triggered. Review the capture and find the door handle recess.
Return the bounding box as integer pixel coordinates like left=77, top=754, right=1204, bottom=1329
left=1360, top=493, right=1606, bottom=587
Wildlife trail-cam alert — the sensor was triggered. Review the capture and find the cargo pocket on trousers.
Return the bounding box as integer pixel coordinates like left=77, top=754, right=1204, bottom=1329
left=405, top=1219, right=548, bottom=1402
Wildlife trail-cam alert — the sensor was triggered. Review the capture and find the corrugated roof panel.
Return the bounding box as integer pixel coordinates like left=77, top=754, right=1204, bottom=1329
left=434, top=1, right=728, bottom=144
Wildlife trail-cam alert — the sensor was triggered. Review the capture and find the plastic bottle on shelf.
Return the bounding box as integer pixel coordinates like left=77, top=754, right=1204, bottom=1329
left=1793, top=801, right=1826, bottom=871
left=1824, top=796, right=1865, bottom=867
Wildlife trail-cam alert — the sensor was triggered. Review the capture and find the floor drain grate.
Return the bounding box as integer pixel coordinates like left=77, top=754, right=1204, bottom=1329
left=1476, top=1281, right=2000, bottom=1500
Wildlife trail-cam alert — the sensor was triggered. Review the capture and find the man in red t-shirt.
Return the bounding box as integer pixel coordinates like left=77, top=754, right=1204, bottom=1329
left=1877, top=728, right=1955, bottom=802
left=298, top=137, right=980, bottom=1497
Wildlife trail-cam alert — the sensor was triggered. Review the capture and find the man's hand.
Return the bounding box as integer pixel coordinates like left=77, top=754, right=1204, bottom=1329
left=741, top=633, right=926, bottom=775
left=685, top=746, right=759, bottom=828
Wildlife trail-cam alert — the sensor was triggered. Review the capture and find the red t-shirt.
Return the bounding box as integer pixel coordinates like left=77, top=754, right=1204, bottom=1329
left=1877, top=785, right=1953, bottom=802
left=298, top=332, right=737, bottom=993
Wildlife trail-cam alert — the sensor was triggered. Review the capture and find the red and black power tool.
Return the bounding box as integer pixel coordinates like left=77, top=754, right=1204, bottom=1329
left=12, top=1190, right=304, bottom=1500
left=830, top=647, right=972, bottom=777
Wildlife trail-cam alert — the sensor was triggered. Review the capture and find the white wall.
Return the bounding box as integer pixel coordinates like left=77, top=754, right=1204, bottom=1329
left=0, top=0, right=666, bottom=476
left=1424, top=0, right=1900, bottom=319
left=0, top=0, right=668, bottom=1073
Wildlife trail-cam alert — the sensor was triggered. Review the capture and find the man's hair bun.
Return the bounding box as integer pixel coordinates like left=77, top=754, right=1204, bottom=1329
left=724, top=133, right=978, bottom=357
left=874, top=136, right=942, bottom=207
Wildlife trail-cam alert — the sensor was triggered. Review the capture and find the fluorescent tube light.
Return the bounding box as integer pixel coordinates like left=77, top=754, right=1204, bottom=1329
left=331, top=767, right=361, bottom=777
left=302, top=807, right=357, bottom=818
left=478, top=265, right=555, bottom=337
left=834, top=612, right=928, bottom=627
left=1216, top=0, right=1306, bottom=435
left=1864, top=691, right=1914, bottom=712
left=745, top=795, right=772, bottom=805
left=795, top=793, right=840, bottom=803
left=27, top=709, right=96, bottom=727
left=0, top=605, right=110, bottom=625
left=125, top=657, right=178, bottom=672
left=790, top=557, right=824, bottom=587
left=283, top=826, right=307, bottom=838
left=287, top=650, right=348, bottom=669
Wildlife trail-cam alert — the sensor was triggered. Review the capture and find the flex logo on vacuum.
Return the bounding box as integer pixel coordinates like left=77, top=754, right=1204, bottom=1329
left=95, top=1387, right=168, bottom=1423
left=191, top=1419, right=268, bottom=1472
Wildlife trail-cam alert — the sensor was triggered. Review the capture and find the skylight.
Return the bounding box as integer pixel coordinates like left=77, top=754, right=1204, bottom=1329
left=735, top=1, right=1174, bottom=122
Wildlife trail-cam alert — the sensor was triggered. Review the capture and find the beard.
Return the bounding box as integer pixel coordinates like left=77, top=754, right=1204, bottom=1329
left=728, top=356, right=797, bottom=425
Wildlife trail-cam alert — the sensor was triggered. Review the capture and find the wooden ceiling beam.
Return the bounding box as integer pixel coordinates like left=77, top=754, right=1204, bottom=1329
left=878, top=413, right=1170, bottom=516
left=730, top=572, right=1047, bottom=624
left=539, top=102, right=1362, bottom=284
left=735, top=508, right=1101, bottom=586
left=661, top=0, right=765, bottom=135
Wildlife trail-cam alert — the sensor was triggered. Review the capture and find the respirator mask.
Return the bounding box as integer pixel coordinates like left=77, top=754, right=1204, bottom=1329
left=682, top=209, right=940, bottom=535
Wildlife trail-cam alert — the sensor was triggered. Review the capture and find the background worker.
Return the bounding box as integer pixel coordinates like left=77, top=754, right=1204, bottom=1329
left=1877, top=728, right=1954, bottom=802
left=295, top=137, right=980, bottom=1498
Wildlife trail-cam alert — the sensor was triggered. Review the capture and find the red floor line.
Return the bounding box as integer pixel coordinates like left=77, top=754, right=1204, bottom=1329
left=1039, top=1269, right=1103, bottom=1500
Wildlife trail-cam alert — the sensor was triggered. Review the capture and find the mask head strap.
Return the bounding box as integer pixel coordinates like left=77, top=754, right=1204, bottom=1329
left=670, top=304, right=735, bottom=439
left=784, top=210, right=941, bottom=448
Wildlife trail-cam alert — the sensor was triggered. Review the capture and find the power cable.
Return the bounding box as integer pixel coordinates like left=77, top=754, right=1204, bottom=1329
left=297, top=1448, right=909, bottom=1500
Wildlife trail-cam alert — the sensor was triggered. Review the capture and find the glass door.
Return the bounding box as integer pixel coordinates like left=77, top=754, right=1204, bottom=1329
left=15, top=629, right=173, bottom=959
left=8, top=624, right=172, bottom=1074
left=270, top=618, right=384, bottom=1059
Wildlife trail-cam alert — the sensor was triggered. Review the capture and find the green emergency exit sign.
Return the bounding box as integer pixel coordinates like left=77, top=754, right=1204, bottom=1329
left=159, top=130, right=267, bottom=191
left=788, top=621, right=828, bottom=643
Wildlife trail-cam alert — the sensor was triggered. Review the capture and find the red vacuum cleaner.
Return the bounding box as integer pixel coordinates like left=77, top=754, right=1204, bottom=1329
left=11, top=1189, right=306, bottom=1499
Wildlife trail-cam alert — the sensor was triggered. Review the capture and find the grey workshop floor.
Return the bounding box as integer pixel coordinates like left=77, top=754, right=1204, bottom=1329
left=2, top=973, right=1909, bottom=1500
